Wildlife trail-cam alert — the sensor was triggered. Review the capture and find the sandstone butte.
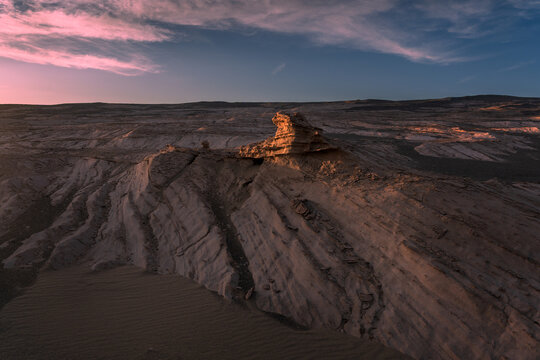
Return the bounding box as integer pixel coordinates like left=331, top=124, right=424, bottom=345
left=239, top=112, right=335, bottom=157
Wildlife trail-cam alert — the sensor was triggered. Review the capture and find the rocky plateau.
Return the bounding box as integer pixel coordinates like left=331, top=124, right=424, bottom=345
left=0, top=96, right=539, bottom=359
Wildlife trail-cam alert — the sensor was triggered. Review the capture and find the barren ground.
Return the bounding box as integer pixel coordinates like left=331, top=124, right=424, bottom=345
left=0, top=95, right=539, bottom=359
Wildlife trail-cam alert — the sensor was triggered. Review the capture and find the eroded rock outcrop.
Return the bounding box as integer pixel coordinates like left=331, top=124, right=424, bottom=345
left=239, top=112, right=335, bottom=157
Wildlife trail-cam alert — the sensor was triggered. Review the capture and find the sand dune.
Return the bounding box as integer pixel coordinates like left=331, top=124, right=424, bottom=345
left=0, top=266, right=406, bottom=360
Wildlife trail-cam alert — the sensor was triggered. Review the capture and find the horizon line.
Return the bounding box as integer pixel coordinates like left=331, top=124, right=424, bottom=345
left=1, top=94, right=538, bottom=107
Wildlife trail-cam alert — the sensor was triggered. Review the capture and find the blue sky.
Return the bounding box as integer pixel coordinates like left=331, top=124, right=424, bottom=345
left=0, top=0, right=539, bottom=104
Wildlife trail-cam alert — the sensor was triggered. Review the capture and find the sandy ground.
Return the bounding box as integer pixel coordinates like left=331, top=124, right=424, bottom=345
left=0, top=266, right=407, bottom=360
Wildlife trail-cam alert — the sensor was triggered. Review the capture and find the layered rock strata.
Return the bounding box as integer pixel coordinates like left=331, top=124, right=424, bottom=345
left=239, top=112, right=334, bottom=157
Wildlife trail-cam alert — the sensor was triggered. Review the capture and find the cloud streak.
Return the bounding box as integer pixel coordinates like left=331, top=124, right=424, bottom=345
left=113, top=0, right=448, bottom=62
left=0, top=0, right=535, bottom=74
left=0, top=0, right=168, bottom=74
left=0, top=41, right=158, bottom=75
left=498, top=60, right=536, bottom=72
left=272, top=62, right=286, bottom=75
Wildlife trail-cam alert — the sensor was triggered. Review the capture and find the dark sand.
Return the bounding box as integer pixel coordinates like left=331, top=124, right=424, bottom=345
left=0, top=266, right=407, bottom=360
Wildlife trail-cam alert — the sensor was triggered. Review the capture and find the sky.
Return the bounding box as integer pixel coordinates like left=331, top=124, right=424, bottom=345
left=0, top=0, right=539, bottom=104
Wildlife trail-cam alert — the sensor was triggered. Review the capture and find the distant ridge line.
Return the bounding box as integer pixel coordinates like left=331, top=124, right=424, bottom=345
left=1, top=94, right=539, bottom=107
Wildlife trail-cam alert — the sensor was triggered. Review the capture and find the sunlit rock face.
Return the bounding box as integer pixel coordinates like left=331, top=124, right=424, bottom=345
left=239, top=112, right=335, bottom=157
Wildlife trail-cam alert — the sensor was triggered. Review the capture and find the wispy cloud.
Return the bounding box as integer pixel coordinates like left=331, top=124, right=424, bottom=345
left=507, top=0, right=540, bottom=10
left=413, top=0, right=539, bottom=44
left=116, top=0, right=451, bottom=63
left=0, top=0, right=536, bottom=75
left=0, top=43, right=158, bottom=75
left=272, top=62, right=286, bottom=75
left=0, top=0, right=167, bottom=74
left=0, top=9, right=169, bottom=41
left=498, top=60, right=536, bottom=72
left=458, top=75, right=476, bottom=83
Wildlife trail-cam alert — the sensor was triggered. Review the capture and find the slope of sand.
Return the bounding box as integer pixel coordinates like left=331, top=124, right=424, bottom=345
left=0, top=266, right=407, bottom=360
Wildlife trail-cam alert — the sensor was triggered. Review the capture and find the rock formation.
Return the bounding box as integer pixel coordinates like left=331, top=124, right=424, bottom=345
left=239, top=112, right=334, bottom=157
left=1, top=98, right=539, bottom=360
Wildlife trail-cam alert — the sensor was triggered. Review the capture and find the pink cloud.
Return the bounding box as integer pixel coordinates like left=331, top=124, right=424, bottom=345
left=0, top=43, right=158, bottom=75
left=0, top=1, right=168, bottom=73
left=0, top=10, right=170, bottom=41
left=0, top=0, right=496, bottom=74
